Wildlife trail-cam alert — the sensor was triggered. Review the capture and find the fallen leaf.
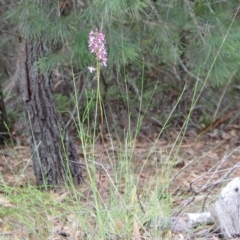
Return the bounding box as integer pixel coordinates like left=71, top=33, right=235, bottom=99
left=132, top=217, right=141, bottom=240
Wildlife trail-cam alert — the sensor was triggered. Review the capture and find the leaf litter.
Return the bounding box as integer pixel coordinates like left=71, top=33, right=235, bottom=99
left=1, top=126, right=240, bottom=239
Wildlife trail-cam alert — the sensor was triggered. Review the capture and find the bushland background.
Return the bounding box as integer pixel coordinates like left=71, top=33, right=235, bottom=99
left=1, top=1, right=240, bottom=239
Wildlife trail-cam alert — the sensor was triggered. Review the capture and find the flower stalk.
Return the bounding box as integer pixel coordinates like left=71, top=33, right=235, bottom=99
left=88, top=29, right=107, bottom=142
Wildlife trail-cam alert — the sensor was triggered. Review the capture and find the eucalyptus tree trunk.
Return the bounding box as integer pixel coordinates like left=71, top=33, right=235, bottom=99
left=0, top=84, right=9, bottom=145
left=17, top=1, right=82, bottom=187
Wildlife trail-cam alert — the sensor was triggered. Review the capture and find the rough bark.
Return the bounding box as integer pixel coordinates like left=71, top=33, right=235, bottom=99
left=0, top=84, right=9, bottom=145
left=18, top=38, right=82, bottom=187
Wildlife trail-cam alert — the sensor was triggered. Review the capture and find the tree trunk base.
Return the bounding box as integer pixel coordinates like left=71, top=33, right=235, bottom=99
left=18, top=40, right=82, bottom=187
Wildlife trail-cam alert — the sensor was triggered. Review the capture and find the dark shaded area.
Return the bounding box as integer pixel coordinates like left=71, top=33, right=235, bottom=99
left=0, top=84, right=9, bottom=145
left=1, top=0, right=240, bottom=142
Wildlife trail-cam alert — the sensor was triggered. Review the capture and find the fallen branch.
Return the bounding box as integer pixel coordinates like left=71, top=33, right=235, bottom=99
left=147, top=177, right=240, bottom=239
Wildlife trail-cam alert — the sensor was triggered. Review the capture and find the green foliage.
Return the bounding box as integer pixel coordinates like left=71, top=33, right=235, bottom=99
left=93, top=0, right=149, bottom=19
left=7, top=0, right=240, bottom=85
left=54, top=93, right=73, bottom=113
left=6, top=106, right=23, bottom=130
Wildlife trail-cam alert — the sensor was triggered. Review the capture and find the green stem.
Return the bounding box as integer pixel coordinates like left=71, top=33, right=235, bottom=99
left=96, top=60, right=104, bottom=143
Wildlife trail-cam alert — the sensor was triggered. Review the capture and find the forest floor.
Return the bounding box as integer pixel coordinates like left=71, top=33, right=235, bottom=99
left=0, top=124, right=240, bottom=239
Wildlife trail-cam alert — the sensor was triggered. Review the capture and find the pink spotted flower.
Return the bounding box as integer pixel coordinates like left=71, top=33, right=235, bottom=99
left=88, top=29, right=107, bottom=67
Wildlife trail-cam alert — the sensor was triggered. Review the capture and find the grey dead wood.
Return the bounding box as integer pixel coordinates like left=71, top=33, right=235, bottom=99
left=147, top=177, right=240, bottom=239
left=211, top=177, right=240, bottom=239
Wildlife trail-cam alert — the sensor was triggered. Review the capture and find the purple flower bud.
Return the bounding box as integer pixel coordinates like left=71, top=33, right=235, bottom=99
left=88, top=29, right=107, bottom=67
